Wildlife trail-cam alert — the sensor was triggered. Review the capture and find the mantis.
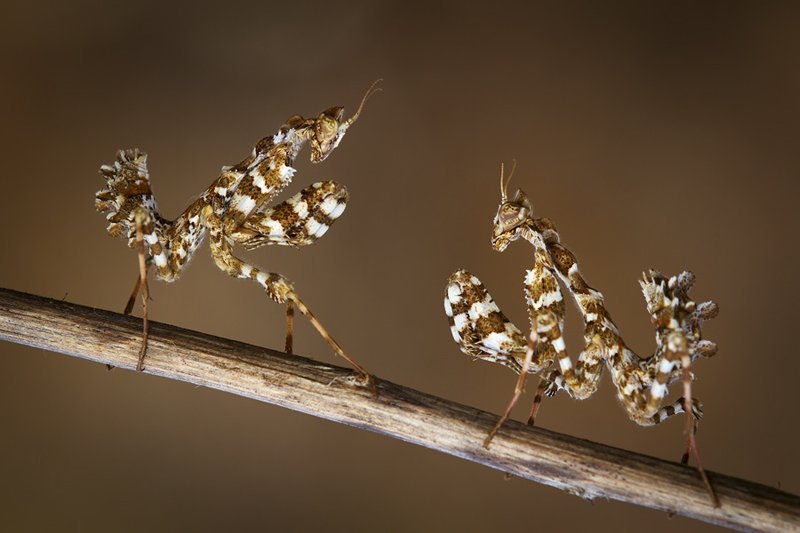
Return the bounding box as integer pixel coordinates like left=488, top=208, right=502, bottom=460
left=444, top=163, right=719, bottom=505
left=96, top=81, right=382, bottom=386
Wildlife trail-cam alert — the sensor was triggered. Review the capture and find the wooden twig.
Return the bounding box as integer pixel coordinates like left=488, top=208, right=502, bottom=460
left=0, top=287, right=797, bottom=531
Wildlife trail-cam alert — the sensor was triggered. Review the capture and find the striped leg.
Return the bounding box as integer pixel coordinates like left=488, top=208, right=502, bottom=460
left=524, top=254, right=606, bottom=406
left=231, top=181, right=348, bottom=250
left=446, top=270, right=559, bottom=445
left=208, top=213, right=372, bottom=385
left=677, top=342, right=718, bottom=506
left=627, top=366, right=718, bottom=506
left=635, top=271, right=720, bottom=507
left=630, top=396, right=702, bottom=426
left=524, top=261, right=567, bottom=383
left=542, top=242, right=613, bottom=400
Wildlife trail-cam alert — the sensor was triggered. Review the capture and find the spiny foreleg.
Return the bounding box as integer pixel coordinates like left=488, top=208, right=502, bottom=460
left=445, top=270, right=556, bottom=445
left=231, top=181, right=348, bottom=250
left=538, top=241, right=613, bottom=399
left=444, top=269, right=534, bottom=373
left=523, top=252, right=606, bottom=422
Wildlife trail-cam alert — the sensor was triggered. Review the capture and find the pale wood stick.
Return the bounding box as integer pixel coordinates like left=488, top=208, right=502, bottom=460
left=0, top=287, right=797, bottom=532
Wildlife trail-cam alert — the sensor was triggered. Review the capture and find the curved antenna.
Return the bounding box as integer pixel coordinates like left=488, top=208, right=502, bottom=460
left=344, top=78, right=383, bottom=128
left=500, top=162, right=506, bottom=202
left=500, top=159, right=517, bottom=201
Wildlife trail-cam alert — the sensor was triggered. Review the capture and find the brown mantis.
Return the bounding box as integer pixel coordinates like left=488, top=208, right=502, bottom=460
left=96, top=85, right=722, bottom=506
left=96, top=81, right=382, bottom=386
left=444, top=162, right=720, bottom=505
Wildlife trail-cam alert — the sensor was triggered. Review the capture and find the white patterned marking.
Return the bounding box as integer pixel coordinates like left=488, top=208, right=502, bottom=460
left=292, top=200, right=309, bottom=219
left=532, top=289, right=563, bottom=309
left=319, top=196, right=339, bottom=216
left=447, top=283, right=462, bottom=302
left=154, top=252, right=168, bottom=268
left=253, top=173, right=270, bottom=194
left=484, top=331, right=514, bottom=352
left=330, top=202, right=346, bottom=219
left=651, top=382, right=667, bottom=400
left=468, top=296, right=499, bottom=321
left=235, top=196, right=256, bottom=215
left=453, top=313, right=468, bottom=331
left=263, top=218, right=284, bottom=237
left=443, top=297, right=453, bottom=316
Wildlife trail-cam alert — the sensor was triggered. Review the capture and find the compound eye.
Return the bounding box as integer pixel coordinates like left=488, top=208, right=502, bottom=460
left=499, top=204, right=519, bottom=222
left=316, top=116, right=338, bottom=141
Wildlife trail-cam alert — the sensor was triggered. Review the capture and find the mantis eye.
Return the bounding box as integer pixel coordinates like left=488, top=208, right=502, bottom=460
left=316, top=116, right=338, bottom=142
left=499, top=204, right=520, bottom=223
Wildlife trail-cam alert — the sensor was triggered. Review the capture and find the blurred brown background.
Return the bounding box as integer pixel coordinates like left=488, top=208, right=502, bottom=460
left=1, top=1, right=798, bottom=531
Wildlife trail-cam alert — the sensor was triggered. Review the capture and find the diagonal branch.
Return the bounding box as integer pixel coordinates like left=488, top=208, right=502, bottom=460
left=0, top=287, right=797, bottom=531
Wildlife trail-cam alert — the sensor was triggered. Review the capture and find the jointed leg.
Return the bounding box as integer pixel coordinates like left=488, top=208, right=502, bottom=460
left=524, top=257, right=605, bottom=401
left=285, top=301, right=294, bottom=354
left=485, top=329, right=538, bottom=448
left=208, top=219, right=373, bottom=388
left=680, top=352, right=719, bottom=507
left=627, top=360, right=718, bottom=506
left=231, top=181, right=349, bottom=250
left=134, top=209, right=151, bottom=372
left=289, top=293, right=372, bottom=385
left=444, top=270, right=532, bottom=372
left=107, top=270, right=148, bottom=371
left=124, top=271, right=143, bottom=316
left=527, top=367, right=554, bottom=426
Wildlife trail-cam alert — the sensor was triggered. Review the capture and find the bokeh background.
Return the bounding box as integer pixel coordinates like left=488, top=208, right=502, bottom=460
left=1, top=1, right=798, bottom=531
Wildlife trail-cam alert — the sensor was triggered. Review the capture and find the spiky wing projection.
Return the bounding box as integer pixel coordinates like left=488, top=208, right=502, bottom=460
left=95, top=149, right=165, bottom=246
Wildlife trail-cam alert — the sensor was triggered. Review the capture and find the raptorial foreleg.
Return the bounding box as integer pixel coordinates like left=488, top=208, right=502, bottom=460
left=231, top=181, right=348, bottom=250
left=446, top=269, right=560, bottom=444
left=536, top=241, right=611, bottom=399
left=444, top=269, right=535, bottom=373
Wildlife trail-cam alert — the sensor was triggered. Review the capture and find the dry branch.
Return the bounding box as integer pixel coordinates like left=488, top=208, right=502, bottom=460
left=0, top=287, right=797, bottom=531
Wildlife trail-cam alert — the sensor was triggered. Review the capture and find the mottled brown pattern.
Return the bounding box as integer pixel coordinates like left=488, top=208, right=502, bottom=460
left=475, top=312, right=508, bottom=337
left=445, top=171, right=719, bottom=501
left=237, top=182, right=347, bottom=250
left=96, top=83, right=381, bottom=381
left=548, top=243, right=577, bottom=279
left=445, top=270, right=528, bottom=373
